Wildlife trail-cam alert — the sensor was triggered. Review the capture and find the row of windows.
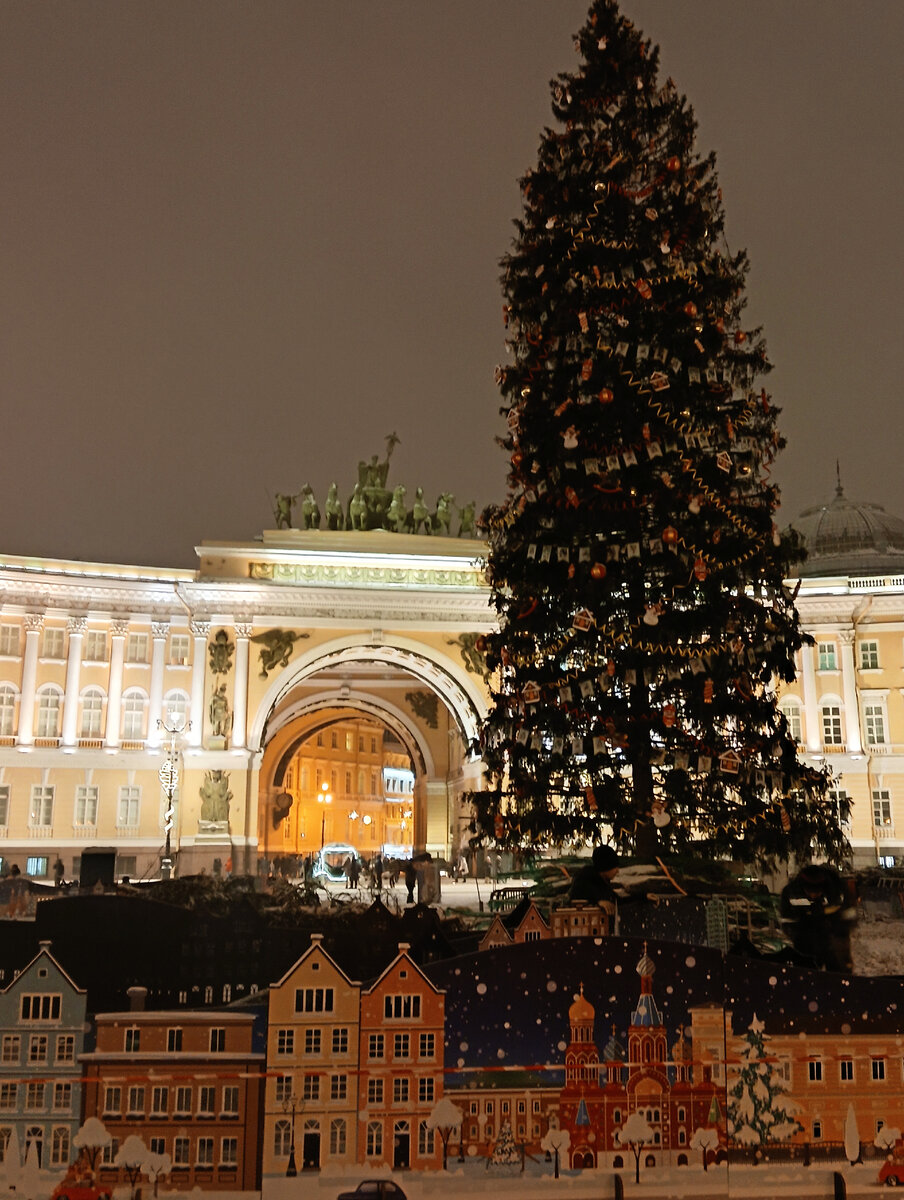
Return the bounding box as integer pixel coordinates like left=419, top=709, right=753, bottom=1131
left=0, top=1124, right=71, bottom=1167
left=1, top=1031, right=74, bottom=1063
left=0, top=1080, right=73, bottom=1112
left=814, top=640, right=881, bottom=672
left=97, top=1133, right=238, bottom=1168
left=0, top=625, right=193, bottom=667
left=806, top=1056, right=899, bottom=1082
left=779, top=697, right=890, bottom=747
left=0, top=686, right=190, bottom=740
left=314, top=729, right=380, bottom=755
left=0, top=784, right=151, bottom=831
left=121, top=1026, right=226, bottom=1053
left=272, top=1117, right=434, bottom=1160
left=103, top=1083, right=239, bottom=1117
left=274, top=1028, right=435, bottom=1059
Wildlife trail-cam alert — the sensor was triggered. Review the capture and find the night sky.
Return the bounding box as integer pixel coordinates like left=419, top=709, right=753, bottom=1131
left=3, top=1, right=903, bottom=569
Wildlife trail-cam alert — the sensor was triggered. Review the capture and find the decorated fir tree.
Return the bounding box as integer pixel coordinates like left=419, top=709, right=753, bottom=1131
left=475, top=0, right=847, bottom=863
left=726, top=1015, right=801, bottom=1150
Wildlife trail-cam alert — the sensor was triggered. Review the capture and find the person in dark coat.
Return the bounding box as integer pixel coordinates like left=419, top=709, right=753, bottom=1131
left=569, top=845, right=621, bottom=905
left=780, top=862, right=856, bottom=972
left=403, top=859, right=417, bottom=905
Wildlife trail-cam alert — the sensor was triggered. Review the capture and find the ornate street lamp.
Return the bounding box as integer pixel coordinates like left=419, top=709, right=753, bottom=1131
left=158, top=711, right=189, bottom=880
left=318, top=782, right=332, bottom=852
left=282, top=1092, right=298, bottom=1177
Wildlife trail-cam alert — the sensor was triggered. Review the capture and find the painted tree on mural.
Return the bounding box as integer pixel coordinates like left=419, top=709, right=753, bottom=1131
left=726, top=1015, right=800, bottom=1149
left=474, top=0, right=846, bottom=862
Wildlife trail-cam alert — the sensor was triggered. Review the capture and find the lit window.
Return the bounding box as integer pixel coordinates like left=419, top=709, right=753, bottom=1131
left=821, top=704, right=843, bottom=745
left=860, top=641, right=880, bottom=669
left=0, top=686, right=16, bottom=737
left=29, top=786, right=54, bottom=827
left=779, top=698, right=802, bottom=743
left=117, top=786, right=141, bottom=828
left=75, top=786, right=98, bottom=827
left=121, top=690, right=147, bottom=739
left=126, top=634, right=148, bottom=664
left=35, top=689, right=61, bottom=738
left=79, top=689, right=104, bottom=738
left=865, top=703, right=887, bottom=746
left=873, top=791, right=893, bottom=828
left=0, top=624, right=21, bottom=656
left=169, top=634, right=190, bottom=666
left=84, top=631, right=107, bottom=661
left=42, top=628, right=65, bottom=659
left=817, top=643, right=837, bottom=671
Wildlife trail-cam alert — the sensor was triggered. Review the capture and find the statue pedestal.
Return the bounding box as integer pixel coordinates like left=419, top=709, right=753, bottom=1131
left=197, top=821, right=230, bottom=840
left=207, top=736, right=227, bottom=751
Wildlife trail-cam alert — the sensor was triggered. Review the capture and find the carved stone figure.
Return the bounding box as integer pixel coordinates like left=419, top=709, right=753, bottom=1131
left=250, top=629, right=309, bottom=678
left=208, top=629, right=234, bottom=676
left=448, top=632, right=488, bottom=678
left=300, top=485, right=320, bottom=530
left=208, top=682, right=231, bottom=739
left=273, top=491, right=300, bottom=530
left=434, top=492, right=455, bottom=535
left=385, top=484, right=408, bottom=532
left=458, top=500, right=477, bottom=537
left=405, top=689, right=439, bottom=729
left=410, top=487, right=431, bottom=534
left=348, top=483, right=367, bottom=530
left=325, top=482, right=344, bottom=530
left=199, top=769, right=232, bottom=824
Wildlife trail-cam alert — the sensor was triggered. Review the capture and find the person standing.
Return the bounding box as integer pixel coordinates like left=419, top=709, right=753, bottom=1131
left=372, top=853, right=383, bottom=893
left=569, top=845, right=621, bottom=905
left=52, top=857, right=65, bottom=887
left=404, top=859, right=417, bottom=905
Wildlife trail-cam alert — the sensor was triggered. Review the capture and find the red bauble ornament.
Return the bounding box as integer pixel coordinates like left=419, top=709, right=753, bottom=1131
left=666, top=155, right=681, bottom=172
left=683, top=301, right=697, bottom=317
left=662, top=525, right=679, bottom=545
left=663, top=703, right=676, bottom=728
left=591, top=562, right=607, bottom=580
left=598, top=387, right=614, bottom=404
left=694, top=556, right=707, bottom=581
left=734, top=330, right=747, bottom=344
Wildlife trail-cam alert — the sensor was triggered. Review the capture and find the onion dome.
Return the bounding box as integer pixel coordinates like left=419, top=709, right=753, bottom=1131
left=636, top=945, right=656, bottom=979
left=569, top=982, right=595, bottom=1024
left=790, top=478, right=904, bottom=578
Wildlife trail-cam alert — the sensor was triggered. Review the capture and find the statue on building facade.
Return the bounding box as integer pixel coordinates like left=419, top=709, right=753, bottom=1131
left=208, top=629, right=234, bottom=675
left=325, top=482, right=344, bottom=530
left=300, top=485, right=320, bottom=530
left=250, top=629, right=309, bottom=678
left=273, top=491, right=300, bottom=530
left=199, top=770, right=232, bottom=826
left=208, top=683, right=232, bottom=739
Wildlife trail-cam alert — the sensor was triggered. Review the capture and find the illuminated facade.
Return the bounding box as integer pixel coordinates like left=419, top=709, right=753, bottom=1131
left=0, top=529, right=491, bottom=882
left=2, top=486, right=904, bottom=880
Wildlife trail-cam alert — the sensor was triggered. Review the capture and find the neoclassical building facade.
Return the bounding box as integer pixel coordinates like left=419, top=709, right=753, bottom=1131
left=1, top=485, right=904, bottom=881
left=0, top=528, right=491, bottom=882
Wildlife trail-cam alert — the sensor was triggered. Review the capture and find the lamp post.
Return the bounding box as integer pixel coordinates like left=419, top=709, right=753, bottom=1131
left=318, top=782, right=332, bottom=852
left=282, top=1092, right=298, bottom=1177
left=157, top=711, right=189, bottom=880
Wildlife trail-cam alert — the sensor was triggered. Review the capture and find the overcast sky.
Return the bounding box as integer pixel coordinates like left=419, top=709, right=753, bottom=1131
left=3, top=1, right=902, bottom=569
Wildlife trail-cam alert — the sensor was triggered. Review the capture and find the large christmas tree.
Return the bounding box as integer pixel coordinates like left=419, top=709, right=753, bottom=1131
left=475, top=0, right=847, bottom=863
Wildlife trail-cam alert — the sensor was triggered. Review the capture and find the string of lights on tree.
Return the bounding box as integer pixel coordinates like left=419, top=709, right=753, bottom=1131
left=472, top=0, right=846, bottom=863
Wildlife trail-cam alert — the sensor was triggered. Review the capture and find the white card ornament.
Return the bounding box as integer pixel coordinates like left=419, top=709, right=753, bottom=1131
left=615, top=341, right=630, bottom=357
left=647, top=441, right=662, bottom=458
left=649, top=538, right=662, bottom=554
left=623, top=449, right=637, bottom=467
left=572, top=608, right=594, bottom=632
left=719, top=750, right=741, bottom=774
left=584, top=458, right=600, bottom=474
left=637, top=343, right=650, bottom=361
left=579, top=679, right=595, bottom=697
left=527, top=544, right=538, bottom=559
left=578, top=546, right=591, bottom=562
left=698, top=755, right=712, bottom=773
left=606, top=455, right=621, bottom=471
left=716, top=451, right=732, bottom=473
left=688, top=367, right=700, bottom=383
left=558, top=686, right=573, bottom=702
left=540, top=545, right=552, bottom=562
left=523, top=682, right=541, bottom=704
left=626, top=542, right=641, bottom=558
left=674, top=751, right=689, bottom=769
left=570, top=736, right=584, bottom=756
left=530, top=733, right=542, bottom=750
left=625, top=669, right=637, bottom=685
left=552, top=737, right=564, bottom=754
left=515, top=729, right=529, bottom=745
left=593, top=736, right=607, bottom=754
left=650, top=371, right=670, bottom=391
left=557, top=546, right=570, bottom=562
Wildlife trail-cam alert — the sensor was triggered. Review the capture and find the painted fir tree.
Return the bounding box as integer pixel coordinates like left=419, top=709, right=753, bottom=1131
left=726, top=1015, right=801, bottom=1150
left=475, top=0, right=846, bottom=862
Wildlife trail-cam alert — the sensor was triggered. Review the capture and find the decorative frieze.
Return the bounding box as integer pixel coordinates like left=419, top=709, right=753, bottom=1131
left=248, top=561, right=484, bottom=590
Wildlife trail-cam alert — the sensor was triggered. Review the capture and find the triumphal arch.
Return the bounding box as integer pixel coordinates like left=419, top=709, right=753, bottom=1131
left=0, top=465, right=493, bottom=881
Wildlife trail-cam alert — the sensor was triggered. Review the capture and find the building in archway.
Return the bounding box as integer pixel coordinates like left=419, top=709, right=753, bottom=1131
left=0, top=527, right=492, bottom=882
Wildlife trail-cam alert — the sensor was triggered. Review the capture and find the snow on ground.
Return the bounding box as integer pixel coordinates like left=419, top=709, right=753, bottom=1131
left=851, top=914, right=904, bottom=976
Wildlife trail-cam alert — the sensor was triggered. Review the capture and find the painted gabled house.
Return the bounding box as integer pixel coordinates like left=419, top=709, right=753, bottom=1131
left=0, top=940, right=86, bottom=1174
left=263, top=933, right=361, bottom=1177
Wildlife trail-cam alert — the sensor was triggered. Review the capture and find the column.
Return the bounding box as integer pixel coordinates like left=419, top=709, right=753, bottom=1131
left=104, top=619, right=129, bottom=749
left=188, top=620, right=210, bottom=748
left=231, top=623, right=253, bottom=750
left=16, top=613, right=44, bottom=747
left=800, top=644, right=820, bottom=753
left=839, top=630, right=862, bottom=754
left=145, top=622, right=169, bottom=748
left=61, top=616, right=88, bottom=748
